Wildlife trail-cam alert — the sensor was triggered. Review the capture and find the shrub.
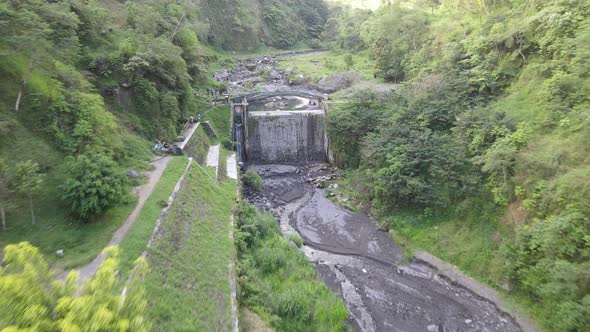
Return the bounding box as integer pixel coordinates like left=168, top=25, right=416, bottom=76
left=287, top=233, right=303, bottom=248
left=309, top=38, right=322, bottom=49
left=0, top=243, right=149, bottom=330
left=235, top=203, right=276, bottom=252
left=61, top=153, right=126, bottom=221
left=221, top=137, right=234, bottom=150
left=235, top=203, right=348, bottom=331
left=242, top=168, right=262, bottom=192
left=254, top=238, right=288, bottom=273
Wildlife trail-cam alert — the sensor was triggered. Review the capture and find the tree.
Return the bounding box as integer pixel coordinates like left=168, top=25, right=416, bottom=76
left=14, top=160, right=43, bottom=225
left=477, top=138, right=516, bottom=204
left=0, top=242, right=150, bottom=331
left=0, top=162, right=14, bottom=231
left=327, top=92, right=387, bottom=168
left=61, top=153, right=126, bottom=221
left=0, top=0, right=79, bottom=112
left=344, top=54, right=354, bottom=70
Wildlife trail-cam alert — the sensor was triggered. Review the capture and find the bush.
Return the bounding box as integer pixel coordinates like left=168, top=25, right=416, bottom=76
left=235, top=203, right=348, bottom=331
left=0, top=243, right=149, bottom=330
left=242, top=168, right=262, bottom=192
left=287, top=233, right=303, bottom=248
left=61, top=153, right=127, bottom=221
left=235, top=203, right=276, bottom=252
left=255, top=238, right=288, bottom=273
left=309, top=38, right=322, bottom=49
left=221, top=137, right=234, bottom=150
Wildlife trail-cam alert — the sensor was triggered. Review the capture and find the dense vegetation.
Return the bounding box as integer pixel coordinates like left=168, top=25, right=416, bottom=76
left=200, top=0, right=328, bottom=50
left=0, top=0, right=335, bottom=329
left=0, top=0, right=331, bottom=228
left=326, top=0, right=590, bottom=330
left=2, top=0, right=589, bottom=330
left=236, top=203, right=348, bottom=331
left=1, top=243, right=149, bottom=330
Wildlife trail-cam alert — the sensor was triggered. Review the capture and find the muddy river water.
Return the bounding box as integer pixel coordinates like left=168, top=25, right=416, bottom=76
left=244, top=165, right=520, bottom=332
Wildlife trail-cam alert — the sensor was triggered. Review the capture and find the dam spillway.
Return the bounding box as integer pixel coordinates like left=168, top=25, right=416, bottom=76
left=247, top=110, right=327, bottom=163
left=232, top=92, right=329, bottom=164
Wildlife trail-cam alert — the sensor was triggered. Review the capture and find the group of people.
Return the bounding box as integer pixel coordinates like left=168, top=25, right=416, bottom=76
left=154, top=113, right=202, bottom=153
left=153, top=140, right=170, bottom=152
left=189, top=113, right=202, bottom=124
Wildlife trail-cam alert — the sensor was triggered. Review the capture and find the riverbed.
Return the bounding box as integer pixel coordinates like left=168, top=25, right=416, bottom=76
left=243, top=164, right=520, bottom=332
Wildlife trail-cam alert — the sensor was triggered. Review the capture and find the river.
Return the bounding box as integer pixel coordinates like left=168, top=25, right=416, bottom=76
left=223, top=53, right=522, bottom=332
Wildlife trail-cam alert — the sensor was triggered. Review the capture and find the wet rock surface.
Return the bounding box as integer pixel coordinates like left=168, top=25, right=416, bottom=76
left=244, top=164, right=521, bottom=332
left=215, top=51, right=328, bottom=95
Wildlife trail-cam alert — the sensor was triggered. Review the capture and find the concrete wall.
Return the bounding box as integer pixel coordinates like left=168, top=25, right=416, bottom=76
left=246, top=110, right=327, bottom=163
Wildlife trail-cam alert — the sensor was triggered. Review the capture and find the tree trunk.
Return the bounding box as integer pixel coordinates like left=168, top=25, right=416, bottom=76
left=15, top=62, right=33, bottom=113
left=1, top=206, right=5, bottom=231
left=480, top=0, right=490, bottom=16
left=170, top=12, right=186, bottom=41
left=15, top=83, right=24, bottom=112
left=29, top=195, right=35, bottom=225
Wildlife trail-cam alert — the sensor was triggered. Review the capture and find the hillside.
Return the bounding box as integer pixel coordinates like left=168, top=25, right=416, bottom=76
left=1, top=0, right=590, bottom=331
left=322, top=1, right=590, bottom=330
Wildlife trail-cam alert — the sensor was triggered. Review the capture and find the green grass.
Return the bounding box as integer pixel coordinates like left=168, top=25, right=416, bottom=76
left=0, top=192, right=139, bottom=270
left=116, top=156, right=189, bottom=278
left=183, top=125, right=211, bottom=165
left=141, top=163, right=237, bottom=330
left=236, top=203, right=348, bottom=331
left=203, top=105, right=231, bottom=142
left=386, top=206, right=507, bottom=284
left=275, top=50, right=376, bottom=84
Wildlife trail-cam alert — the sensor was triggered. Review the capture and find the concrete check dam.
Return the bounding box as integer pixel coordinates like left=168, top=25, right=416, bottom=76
left=231, top=91, right=329, bottom=164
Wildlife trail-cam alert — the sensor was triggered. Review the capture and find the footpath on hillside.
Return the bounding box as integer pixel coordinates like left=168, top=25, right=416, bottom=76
left=57, top=156, right=171, bottom=283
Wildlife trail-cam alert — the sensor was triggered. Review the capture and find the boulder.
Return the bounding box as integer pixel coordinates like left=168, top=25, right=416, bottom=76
left=315, top=71, right=361, bottom=93
left=127, top=170, right=140, bottom=178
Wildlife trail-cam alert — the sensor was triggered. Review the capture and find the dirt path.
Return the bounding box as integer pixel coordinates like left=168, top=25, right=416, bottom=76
left=245, top=164, right=524, bottom=332
left=57, top=156, right=172, bottom=283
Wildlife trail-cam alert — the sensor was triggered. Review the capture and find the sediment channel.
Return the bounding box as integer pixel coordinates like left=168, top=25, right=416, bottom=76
left=244, top=164, right=521, bottom=332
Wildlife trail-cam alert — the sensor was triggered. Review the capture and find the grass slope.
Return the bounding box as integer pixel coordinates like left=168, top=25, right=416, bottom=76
left=183, top=125, right=211, bottom=165
left=203, top=105, right=231, bottom=142
left=116, top=156, right=189, bottom=278
left=143, top=163, right=237, bottom=330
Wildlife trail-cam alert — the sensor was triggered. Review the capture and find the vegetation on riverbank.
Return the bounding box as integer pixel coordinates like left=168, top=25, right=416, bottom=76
left=236, top=203, right=348, bottom=331
left=325, top=1, right=590, bottom=330
left=0, top=0, right=332, bottom=266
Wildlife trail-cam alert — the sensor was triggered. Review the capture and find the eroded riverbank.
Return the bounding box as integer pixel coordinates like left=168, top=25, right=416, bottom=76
left=243, top=164, right=521, bottom=332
